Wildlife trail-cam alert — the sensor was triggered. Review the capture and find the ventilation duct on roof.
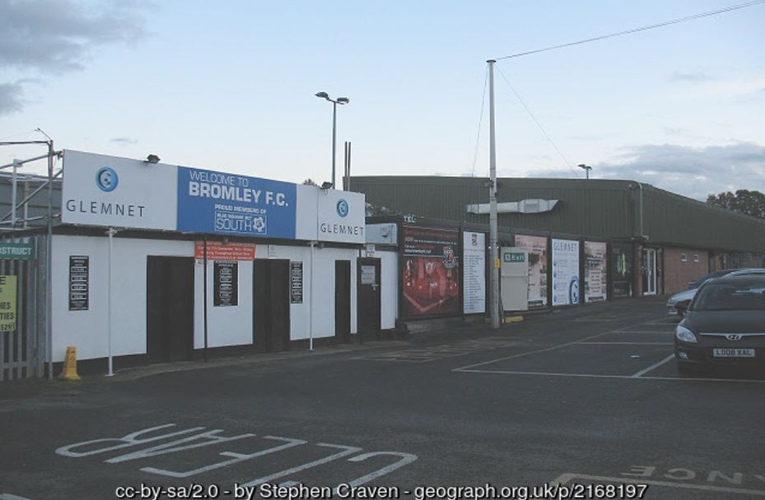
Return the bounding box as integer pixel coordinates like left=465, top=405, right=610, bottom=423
left=466, top=198, right=559, bottom=215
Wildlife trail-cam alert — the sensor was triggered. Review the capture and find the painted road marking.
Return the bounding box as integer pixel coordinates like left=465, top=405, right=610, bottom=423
left=452, top=317, right=667, bottom=372
left=455, top=369, right=765, bottom=383
left=450, top=315, right=765, bottom=383
left=240, top=443, right=362, bottom=487
left=56, top=423, right=418, bottom=488
left=551, top=473, right=765, bottom=496
left=0, top=495, right=33, bottom=500
left=578, top=342, right=673, bottom=345
left=630, top=354, right=675, bottom=378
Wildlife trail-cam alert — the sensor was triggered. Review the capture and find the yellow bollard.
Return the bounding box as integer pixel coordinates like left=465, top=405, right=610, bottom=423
left=59, top=346, right=81, bottom=380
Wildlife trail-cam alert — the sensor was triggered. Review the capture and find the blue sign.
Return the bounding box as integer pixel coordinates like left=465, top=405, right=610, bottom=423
left=96, top=167, right=118, bottom=192
left=177, top=167, right=297, bottom=238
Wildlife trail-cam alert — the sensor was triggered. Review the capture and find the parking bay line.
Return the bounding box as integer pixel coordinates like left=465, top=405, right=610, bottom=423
left=578, top=342, right=673, bottom=345
left=631, top=354, right=675, bottom=378
left=550, top=473, right=765, bottom=496
left=454, top=368, right=765, bottom=384
left=452, top=317, right=670, bottom=372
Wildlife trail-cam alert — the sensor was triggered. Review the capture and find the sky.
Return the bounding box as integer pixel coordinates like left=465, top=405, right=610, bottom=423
left=1, top=0, right=764, bottom=201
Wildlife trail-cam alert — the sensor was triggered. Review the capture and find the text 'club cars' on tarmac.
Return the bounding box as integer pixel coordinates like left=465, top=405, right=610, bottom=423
left=674, top=274, right=765, bottom=374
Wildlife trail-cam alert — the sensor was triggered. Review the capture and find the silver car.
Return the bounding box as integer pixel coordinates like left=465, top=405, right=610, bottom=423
left=667, top=269, right=765, bottom=318
left=667, top=288, right=697, bottom=318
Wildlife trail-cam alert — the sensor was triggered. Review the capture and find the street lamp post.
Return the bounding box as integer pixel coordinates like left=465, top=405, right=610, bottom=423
left=578, top=163, right=592, bottom=180
left=315, top=92, right=349, bottom=189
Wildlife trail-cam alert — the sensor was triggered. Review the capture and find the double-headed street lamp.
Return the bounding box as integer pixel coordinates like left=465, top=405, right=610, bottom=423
left=315, top=91, right=349, bottom=189
left=578, top=163, right=593, bottom=180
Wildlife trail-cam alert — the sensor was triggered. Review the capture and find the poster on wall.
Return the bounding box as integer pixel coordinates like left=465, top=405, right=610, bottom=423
left=611, top=243, right=633, bottom=298
left=402, top=225, right=460, bottom=317
left=0, top=275, right=17, bottom=332
left=213, top=261, right=238, bottom=307
left=513, top=234, right=548, bottom=308
left=552, top=239, right=580, bottom=306
left=584, top=241, right=607, bottom=302
left=462, top=232, right=486, bottom=314
left=68, top=256, right=89, bottom=311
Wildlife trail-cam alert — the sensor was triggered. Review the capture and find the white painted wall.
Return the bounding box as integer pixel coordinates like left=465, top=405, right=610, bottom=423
left=52, top=235, right=193, bottom=362
left=52, top=235, right=364, bottom=362
left=365, top=249, right=399, bottom=330
left=193, top=260, right=254, bottom=349
left=263, top=244, right=360, bottom=341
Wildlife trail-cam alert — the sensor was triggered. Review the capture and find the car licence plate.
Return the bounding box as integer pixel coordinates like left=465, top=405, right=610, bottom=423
left=713, top=348, right=755, bottom=358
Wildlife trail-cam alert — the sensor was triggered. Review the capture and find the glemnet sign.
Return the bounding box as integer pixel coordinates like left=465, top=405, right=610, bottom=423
left=61, top=150, right=365, bottom=244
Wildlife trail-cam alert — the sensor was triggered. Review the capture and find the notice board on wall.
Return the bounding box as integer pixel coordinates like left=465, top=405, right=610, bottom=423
left=214, top=261, right=238, bottom=307
left=69, top=255, right=89, bottom=311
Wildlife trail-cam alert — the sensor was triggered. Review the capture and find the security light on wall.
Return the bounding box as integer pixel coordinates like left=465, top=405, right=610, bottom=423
left=145, top=154, right=160, bottom=164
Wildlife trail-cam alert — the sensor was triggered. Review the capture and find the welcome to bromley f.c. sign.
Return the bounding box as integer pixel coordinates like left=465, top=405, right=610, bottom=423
left=61, top=150, right=365, bottom=244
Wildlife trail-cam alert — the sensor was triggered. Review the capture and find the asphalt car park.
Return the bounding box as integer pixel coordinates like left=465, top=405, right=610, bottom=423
left=2, top=297, right=764, bottom=499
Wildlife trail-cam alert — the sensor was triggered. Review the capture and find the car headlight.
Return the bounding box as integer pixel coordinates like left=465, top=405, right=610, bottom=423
left=667, top=298, right=677, bottom=306
left=675, top=325, right=698, bottom=344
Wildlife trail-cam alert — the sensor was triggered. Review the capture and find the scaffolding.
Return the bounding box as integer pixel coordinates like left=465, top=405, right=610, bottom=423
left=0, top=140, right=62, bottom=380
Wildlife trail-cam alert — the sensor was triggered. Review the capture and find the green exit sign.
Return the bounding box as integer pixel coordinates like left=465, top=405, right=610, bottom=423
left=0, top=242, right=35, bottom=260
left=504, top=252, right=525, bottom=263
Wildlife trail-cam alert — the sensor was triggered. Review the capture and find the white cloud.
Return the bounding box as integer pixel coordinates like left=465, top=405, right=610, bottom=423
left=0, top=0, right=151, bottom=113
left=596, top=143, right=765, bottom=200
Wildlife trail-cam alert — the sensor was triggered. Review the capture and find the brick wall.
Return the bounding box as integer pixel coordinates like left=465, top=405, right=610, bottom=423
left=663, top=247, right=709, bottom=295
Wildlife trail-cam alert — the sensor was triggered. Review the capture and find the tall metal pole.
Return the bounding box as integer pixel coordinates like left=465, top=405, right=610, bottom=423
left=488, top=59, right=500, bottom=329
left=107, top=227, right=114, bottom=376
left=203, top=238, right=208, bottom=363
left=11, top=160, right=19, bottom=228
left=331, top=101, right=337, bottom=189
left=45, top=140, right=54, bottom=378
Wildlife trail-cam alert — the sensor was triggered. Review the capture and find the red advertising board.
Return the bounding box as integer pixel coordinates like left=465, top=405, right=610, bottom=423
left=194, top=241, right=256, bottom=261
left=401, top=225, right=460, bottom=317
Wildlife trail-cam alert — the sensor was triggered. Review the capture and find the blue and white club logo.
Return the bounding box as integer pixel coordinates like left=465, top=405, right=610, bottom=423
left=569, top=276, right=580, bottom=304
left=336, top=199, right=349, bottom=218
left=96, top=167, right=119, bottom=192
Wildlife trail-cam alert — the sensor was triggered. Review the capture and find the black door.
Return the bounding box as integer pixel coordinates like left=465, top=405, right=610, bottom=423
left=146, top=256, right=195, bottom=363
left=335, top=260, right=351, bottom=343
left=357, top=258, right=382, bottom=342
left=253, top=259, right=291, bottom=352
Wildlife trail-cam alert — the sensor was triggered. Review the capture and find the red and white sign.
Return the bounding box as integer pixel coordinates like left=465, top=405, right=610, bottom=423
left=194, top=241, right=255, bottom=261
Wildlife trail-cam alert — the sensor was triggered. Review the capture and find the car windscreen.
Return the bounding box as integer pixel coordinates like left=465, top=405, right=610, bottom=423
left=692, top=282, right=765, bottom=311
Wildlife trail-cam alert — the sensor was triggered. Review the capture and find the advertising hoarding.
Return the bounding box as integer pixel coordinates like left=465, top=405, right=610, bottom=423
left=611, top=243, right=634, bottom=298
left=296, top=186, right=366, bottom=244
left=401, top=225, right=460, bottom=317
left=584, top=241, right=607, bottom=302
left=513, top=234, right=548, bottom=308
left=552, top=238, right=580, bottom=306
left=462, top=232, right=486, bottom=315
left=61, top=150, right=177, bottom=231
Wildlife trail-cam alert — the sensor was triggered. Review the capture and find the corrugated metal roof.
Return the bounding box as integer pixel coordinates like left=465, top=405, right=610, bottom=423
left=352, top=176, right=765, bottom=252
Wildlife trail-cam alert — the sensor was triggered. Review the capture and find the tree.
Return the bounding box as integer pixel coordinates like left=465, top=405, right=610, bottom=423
left=302, top=178, right=318, bottom=186
left=706, top=189, right=765, bottom=219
